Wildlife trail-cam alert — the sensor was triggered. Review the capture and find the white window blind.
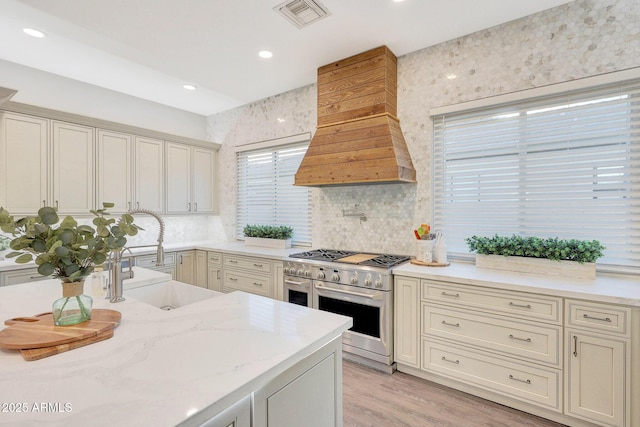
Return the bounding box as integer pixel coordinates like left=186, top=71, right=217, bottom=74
left=236, top=141, right=312, bottom=246
left=432, top=79, right=640, bottom=272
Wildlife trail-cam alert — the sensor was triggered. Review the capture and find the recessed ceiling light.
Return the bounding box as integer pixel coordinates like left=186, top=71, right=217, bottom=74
left=446, top=74, right=457, bottom=80
left=391, top=0, right=406, bottom=3
left=183, top=84, right=196, bottom=90
left=23, top=28, right=45, bottom=38
left=258, top=50, right=273, bottom=59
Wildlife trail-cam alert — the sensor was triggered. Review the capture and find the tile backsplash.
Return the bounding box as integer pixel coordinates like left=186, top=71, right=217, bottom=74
left=208, top=0, right=640, bottom=256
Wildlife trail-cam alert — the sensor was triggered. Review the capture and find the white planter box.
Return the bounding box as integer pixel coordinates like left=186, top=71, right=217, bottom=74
left=475, top=254, right=596, bottom=280
left=244, top=237, right=291, bottom=249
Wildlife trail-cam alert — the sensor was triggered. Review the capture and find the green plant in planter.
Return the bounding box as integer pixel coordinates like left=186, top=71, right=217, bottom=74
left=465, top=234, right=605, bottom=264
left=243, top=224, right=293, bottom=240
left=0, top=203, right=141, bottom=283
left=0, top=236, right=9, bottom=251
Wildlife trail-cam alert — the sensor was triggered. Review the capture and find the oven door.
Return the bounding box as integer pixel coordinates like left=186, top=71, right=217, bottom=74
left=283, top=276, right=312, bottom=307
left=312, top=280, right=392, bottom=362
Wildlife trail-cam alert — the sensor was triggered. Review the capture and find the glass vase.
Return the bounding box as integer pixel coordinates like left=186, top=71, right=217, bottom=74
left=53, top=281, right=93, bottom=326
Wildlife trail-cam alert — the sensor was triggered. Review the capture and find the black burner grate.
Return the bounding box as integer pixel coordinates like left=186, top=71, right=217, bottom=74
left=290, top=249, right=410, bottom=268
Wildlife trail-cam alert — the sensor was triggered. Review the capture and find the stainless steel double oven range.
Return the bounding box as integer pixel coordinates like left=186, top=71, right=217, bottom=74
left=284, top=249, right=410, bottom=373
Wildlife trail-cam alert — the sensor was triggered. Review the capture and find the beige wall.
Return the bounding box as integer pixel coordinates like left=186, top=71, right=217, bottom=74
left=208, top=0, right=640, bottom=255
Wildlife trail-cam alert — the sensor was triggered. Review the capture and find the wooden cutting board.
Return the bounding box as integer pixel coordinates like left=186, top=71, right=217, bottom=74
left=0, top=309, right=121, bottom=350
left=336, top=253, right=379, bottom=264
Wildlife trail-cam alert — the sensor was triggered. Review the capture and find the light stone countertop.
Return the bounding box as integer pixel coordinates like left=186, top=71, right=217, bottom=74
left=393, top=261, right=640, bottom=306
left=0, top=241, right=303, bottom=272
left=0, top=268, right=352, bottom=427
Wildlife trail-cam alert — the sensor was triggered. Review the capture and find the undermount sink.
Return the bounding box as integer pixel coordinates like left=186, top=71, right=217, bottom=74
left=127, top=280, right=222, bottom=310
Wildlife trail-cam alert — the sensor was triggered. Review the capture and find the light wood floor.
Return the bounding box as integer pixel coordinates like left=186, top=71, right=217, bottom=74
left=342, top=360, right=566, bottom=427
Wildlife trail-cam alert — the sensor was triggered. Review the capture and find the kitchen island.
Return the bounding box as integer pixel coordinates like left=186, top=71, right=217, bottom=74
left=0, top=270, right=352, bottom=427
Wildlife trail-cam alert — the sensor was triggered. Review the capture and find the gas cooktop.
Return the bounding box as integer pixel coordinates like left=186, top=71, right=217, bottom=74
left=290, top=249, right=410, bottom=269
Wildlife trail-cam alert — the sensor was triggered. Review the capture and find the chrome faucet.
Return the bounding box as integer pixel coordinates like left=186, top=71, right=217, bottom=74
left=109, top=208, right=165, bottom=303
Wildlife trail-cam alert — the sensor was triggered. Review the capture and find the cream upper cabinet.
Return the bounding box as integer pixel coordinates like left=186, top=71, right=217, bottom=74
left=96, top=129, right=132, bottom=212
left=0, top=112, right=48, bottom=214
left=192, top=147, right=215, bottom=213
left=166, top=142, right=216, bottom=214
left=51, top=121, right=95, bottom=214
left=134, top=136, right=164, bottom=212
left=166, top=142, right=191, bottom=213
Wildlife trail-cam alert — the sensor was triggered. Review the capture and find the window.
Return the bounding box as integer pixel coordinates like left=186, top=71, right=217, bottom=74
left=432, top=79, right=640, bottom=272
left=236, top=137, right=312, bottom=246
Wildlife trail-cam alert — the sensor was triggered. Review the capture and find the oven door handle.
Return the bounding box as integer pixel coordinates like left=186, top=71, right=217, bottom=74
left=314, top=284, right=383, bottom=300
left=285, top=279, right=305, bottom=286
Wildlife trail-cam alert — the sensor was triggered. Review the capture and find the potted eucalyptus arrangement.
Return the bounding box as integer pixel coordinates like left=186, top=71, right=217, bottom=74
left=243, top=224, right=293, bottom=249
left=0, top=203, right=140, bottom=326
left=465, top=234, right=605, bottom=279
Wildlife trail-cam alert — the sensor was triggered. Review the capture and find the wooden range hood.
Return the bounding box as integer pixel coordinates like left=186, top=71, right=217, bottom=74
left=294, top=46, right=416, bottom=187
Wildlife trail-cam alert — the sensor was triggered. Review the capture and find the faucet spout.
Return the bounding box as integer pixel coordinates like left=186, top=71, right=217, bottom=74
left=109, top=208, right=165, bottom=303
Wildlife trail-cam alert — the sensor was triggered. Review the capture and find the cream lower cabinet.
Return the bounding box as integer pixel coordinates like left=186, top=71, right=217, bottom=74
left=176, top=250, right=196, bottom=285
left=395, top=276, right=639, bottom=427
left=565, top=300, right=636, bottom=427
left=0, top=267, right=50, bottom=286
left=134, top=252, right=176, bottom=279
left=208, top=251, right=223, bottom=292
left=222, top=254, right=275, bottom=298
left=195, top=250, right=208, bottom=288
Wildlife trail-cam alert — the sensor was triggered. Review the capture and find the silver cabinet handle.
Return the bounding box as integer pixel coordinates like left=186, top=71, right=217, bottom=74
left=253, top=263, right=263, bottom=268
left=42, top=200, right=46, bottom=207
left=441, top=356, right=459, bottom=364
left=253, top=282, right=263, bottom=287
left=509, top=302, right=532, bottom=309
left=180, top=255, right=183, bottom=264
left=229, top=277, right=238, bottom=281
left=509, top=374, right=531, bottom=384
left=441, top=320, right=460, bottom=328
left=229, top=260, right=238, bottom=264
left=137, top=202, right=140, bottom=208
left=441, top=292, right=460, bottom=298
left=55, top=200, right=59, bottom=209
left=509, top=334, right=532, bottom=343
left=188, top=202, right=191, bottom=211
left=573, top=335, right=578, bottom=357
left=583, top=314, right=612, bottom=322
left=194, top=202, right=198, bottom=212
left=216, top=271, right=220, bottom=280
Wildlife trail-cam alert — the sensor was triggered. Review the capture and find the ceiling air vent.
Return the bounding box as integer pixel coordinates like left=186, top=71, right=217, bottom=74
left=274, top=0, right=330, bottom=29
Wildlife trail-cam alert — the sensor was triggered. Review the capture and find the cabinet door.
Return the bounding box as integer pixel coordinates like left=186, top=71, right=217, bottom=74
left=0, top=267, right=50, bottom=286
left=192, top=147, right=215, bottom=213
left=97, top=129, right=132, bottom=212
left=51, top=121, right=95, bottom=214
left=0, top=112, right=49, bottom=214
left=195, top=250, right=208, bottom=288
left=176, top=251, right=196, bottom=285
left=166, top=142, right=191, bottom=213
left=394, top=276, right=420, bottom=368
left=134, top=136, right=164, bottom=212
left=566, top=330, right=626, bottom=427
left=208, top=267, right=222, bottom=292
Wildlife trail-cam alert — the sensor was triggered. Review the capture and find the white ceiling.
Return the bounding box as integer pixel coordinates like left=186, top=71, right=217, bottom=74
left=0, top=0, right=573, bottom=116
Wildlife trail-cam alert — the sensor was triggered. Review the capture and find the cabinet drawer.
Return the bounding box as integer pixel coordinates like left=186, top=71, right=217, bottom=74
left=208, top=251, right=222, bottom=266
left=223, top=271, right=272, bottom=297
left=423, top=304, right=561, bottom=366
left=423, top=339, right=561, bottom=411
left=422, top=280, right=562, bottom=324
left=224, top=254, right=272, bottom=274
left=135, top=252, right=176, bottom=268
left=1, top=268, right=50, bottom=286
left=566, top=300, right=630, bottom=337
